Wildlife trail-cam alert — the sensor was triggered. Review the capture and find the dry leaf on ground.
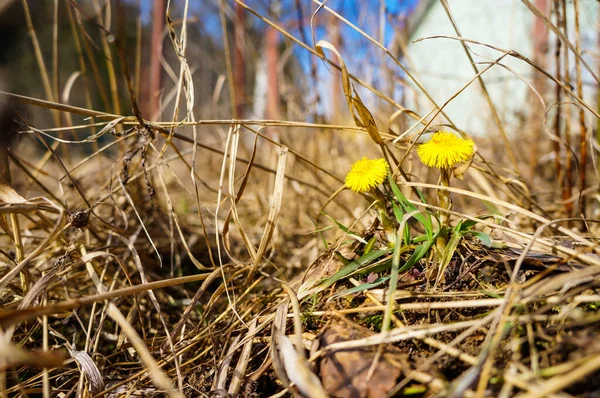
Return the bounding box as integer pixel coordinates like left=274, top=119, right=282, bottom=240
left=319, top=322, right=403, bottom=398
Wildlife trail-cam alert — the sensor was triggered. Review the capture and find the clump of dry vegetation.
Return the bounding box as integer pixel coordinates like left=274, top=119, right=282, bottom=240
left=0, top=0, right=599, bottom=397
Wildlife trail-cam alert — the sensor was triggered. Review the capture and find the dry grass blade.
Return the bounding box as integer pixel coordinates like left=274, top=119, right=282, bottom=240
left=214, top=334, right=241, bottom=392
left=315, top=40, right=384, bottom=147
left=253, top=146, right=288, bottom=268
left=68, top=348, right=105, bottom=395
left=0, top=207, right=65, bottom=294
left=270, top=303, right=291, bottom=388
left=224, top=124, right=258, bottom=262
left=322, top=318, right=486, bottom=352
left=160, top=267, right=222, bottom=352
left=273, top=327, right=328, bottom=398
left=228, top=318, right=258, bottom=396
left=106, top=303, right=182, bottom=398
left=0, top=178, right=26, bottom=203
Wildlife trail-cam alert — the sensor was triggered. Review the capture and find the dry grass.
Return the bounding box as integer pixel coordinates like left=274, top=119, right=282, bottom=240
left=0, top=0, right=599, bottom=397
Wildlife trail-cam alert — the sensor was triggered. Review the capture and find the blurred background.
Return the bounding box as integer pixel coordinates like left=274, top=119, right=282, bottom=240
left=2, top=0, right=598, bottom=176
left=2, top=0, right=599, bottom=131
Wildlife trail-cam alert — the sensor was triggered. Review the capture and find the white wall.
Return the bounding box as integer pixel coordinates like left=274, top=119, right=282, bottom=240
left=406, top=0, right=599, bottom=137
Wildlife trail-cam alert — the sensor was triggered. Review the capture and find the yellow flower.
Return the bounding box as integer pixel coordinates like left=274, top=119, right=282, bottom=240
left=345, top=157, right=388, bottom=193
left=417, top=131, right=475, bottom=169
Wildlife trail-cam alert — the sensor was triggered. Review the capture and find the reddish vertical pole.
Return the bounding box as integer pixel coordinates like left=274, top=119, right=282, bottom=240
left=234, top=3, right=245, bottom=118
left=530, top=0, right=549, bottom=177
left=149, top=0, right=165, bottom=121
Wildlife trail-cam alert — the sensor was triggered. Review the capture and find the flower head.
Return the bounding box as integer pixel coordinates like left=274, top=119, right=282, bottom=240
left=345, top=157, right=388, bottom=193
left=417, top=131, right=475, bottom=169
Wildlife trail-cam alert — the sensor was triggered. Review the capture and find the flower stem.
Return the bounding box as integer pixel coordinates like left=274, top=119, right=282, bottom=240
left=438, top=168, right=452, bottom=230
left=373, top=188, right=394, bottom=233
left=431, top=168, right=452, bottom=287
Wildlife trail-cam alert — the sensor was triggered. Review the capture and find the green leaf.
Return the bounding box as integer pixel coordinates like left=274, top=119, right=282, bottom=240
left=456, top=219, right=478, bottom=232
left=328, top=276, right=390, bottom=300
left=399, top=239, right=433, bottom=272
left=334, top=251, right=352, bottom=265
left=481, top=290, right=504, bottom=299
left=356, top=258, right=393, bottom=275
left=391, top=200, right=405, bottom=224
left=470, top=231, right=492, bottom=247
left=320, top=211, right=368, bottom=244
left=412, top=234, right=429, bottom=243
left=414, top=187, right=434, bottom=235
left=455, top=215, right=496, bottom=233
left=391, top=201, right=410, bottom=245
left=308, top=218, right=329, bottom=249
left=320, top=211, right=349, bottom=231
left=435, top=230, right=463, bottom=287
left=320, top=211, right=351, bottom=234
left=321, top=249, right=390, bottom=288
left=387, top=173, right=433, bottom=239
left=363, top=235, right=377, bottom=255
left=415, top=186, right=428, bottom=204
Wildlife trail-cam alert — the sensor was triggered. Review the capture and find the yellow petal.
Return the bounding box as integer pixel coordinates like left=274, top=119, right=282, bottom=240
left=345, top=157, right=388, bottom=193
left=417, top=131, right=474, bottom=169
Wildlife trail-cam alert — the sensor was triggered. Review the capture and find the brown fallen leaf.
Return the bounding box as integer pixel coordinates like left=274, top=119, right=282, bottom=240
left=319, top=321, right=403, bottom=398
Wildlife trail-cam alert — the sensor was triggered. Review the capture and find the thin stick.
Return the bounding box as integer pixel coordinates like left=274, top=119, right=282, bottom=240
left=42, top=282, right=49, bottom=398
left=0, top=272, right=213, bottom=328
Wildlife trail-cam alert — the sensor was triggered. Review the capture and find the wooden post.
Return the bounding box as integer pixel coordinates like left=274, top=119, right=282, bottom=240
left=530, top=0, right=549, bottom=178
left=234, top=3, right=245, bottom=118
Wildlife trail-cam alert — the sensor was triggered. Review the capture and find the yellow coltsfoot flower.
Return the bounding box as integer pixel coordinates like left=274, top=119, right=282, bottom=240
left=345, top=157, right=388, bottom=193
left=417, top=131, right=475, bottom=169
